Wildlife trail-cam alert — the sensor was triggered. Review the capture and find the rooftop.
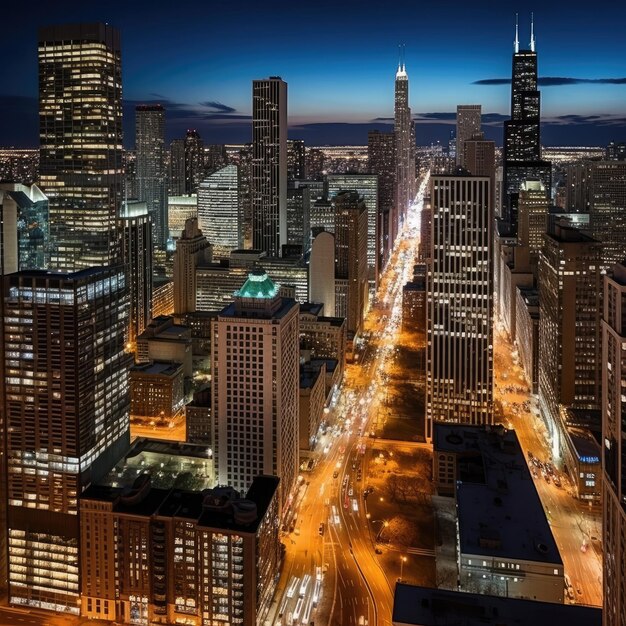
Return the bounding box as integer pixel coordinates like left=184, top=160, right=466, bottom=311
left=130, top=361, right=183, bottom=377
left=236, top=268, right=279, bottom=299
left=392, top=583, right=601, bottom=626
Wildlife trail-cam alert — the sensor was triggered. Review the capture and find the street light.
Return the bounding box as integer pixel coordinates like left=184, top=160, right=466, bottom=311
left=399, top=555, right=407, bottom=582
left=371, top=519, right=389, bottom=542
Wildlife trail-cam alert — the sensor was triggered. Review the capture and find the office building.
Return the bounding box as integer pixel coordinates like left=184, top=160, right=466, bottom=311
left=603, top=261, right=626, bottom=626
left=135, top=105, right=167, bottom=248
left=211, top=269, right=299, bottom=513
left=169, top=139, right=185, bottom=195
left=538, top=224, right=602, bottom=494
left=120, top=202, right=153, bottom=348
left=309, top=230, right=336, bottom=315
left=516, top=286, right=539, bottom=394
left=204, top=143, right=227, bottom=171
left=327, top=173, right=378, bottom=290
left=606, top=141, right=626, bottom=161
left=3, top=266, right=132, bottom=612
left=197, top=164, right=241, bottom=258
left=433, top=424, right=564, bottom=602
left=333, top=191, right=368, bottom=338
left=80, top=471, right=279, bottom=626
left=129, top=361, right=185, bottom=423
left=392, top=583, right=600, bottom=626
left=463, top=136, right=496, bottom=209
left=168, top=194, right=197, bottom=242
left=252, top=77, right=287, bottom=257
left=0, top=183, right=48, bottom=271
left=368, top=130, right=396, bottom=268
left=286, top=183, right=311, bottom=251
left=152, top=279, right=174, bottom=318
left=456, top=105, right=482, bottom=167
left=185, top=386, right=212, bottom=444
left=184, top=129, right=204, bottom=194
left=394, top=57, right=415, bottom=232
left=136, top=315, right=193, bottom=378
left=426, top=175, right=493, bottom=439
left=503, top=16, right=551, bottom=227
left=173, top=217, right=212, bottom=316
left=39, top=23, right=123, bottom=270
left=299, top=362, right=326, bottom=451
left=287, top=139, right=306, bottom=180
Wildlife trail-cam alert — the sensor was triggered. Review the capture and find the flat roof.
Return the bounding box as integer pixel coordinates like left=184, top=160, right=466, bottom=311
left=392, top=583, right=601, bottom=626
left=130, top=361, right=183, bottom=377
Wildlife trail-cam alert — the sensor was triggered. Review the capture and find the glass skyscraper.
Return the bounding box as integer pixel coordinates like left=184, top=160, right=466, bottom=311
left=38, top=24, right=123, bottom=271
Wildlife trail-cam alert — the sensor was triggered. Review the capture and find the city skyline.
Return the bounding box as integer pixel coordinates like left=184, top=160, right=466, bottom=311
left=1, top=0, right=626, bottom=147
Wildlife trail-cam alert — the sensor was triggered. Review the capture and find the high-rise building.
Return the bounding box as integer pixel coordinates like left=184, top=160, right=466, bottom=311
left=502, top=16, right=552, bottom=227
left=211, top=269, right=299, bottom=513
left=327, top=173, right=378, bottom=291
left=173, top=217, right=212, bottom=316
left=368, top=130, right=396, bottom=269
left=169, top=139, right=185, bottom=195
left=538, top=224, right=602, bottom=465
left=39, top=23, right=123, bottom=271
left=463, top=136, right=496, bottom=209
left=0, top=183, right=48, bottom=271
left=286, top=183, right=311, bottom=251
left=394, top=57, right=414, bottom=234
left=426, top=175, right=493, bottom=439
left=287, top=139, right=306, bottom=180
left=515, top=179, right=549, bottom=277
left=3, top=266, right=132, bottom=612
left=184, top=129, right=204, bottom=194
left=456, top=105, right=482, bottom=168
left=135, top=105, right=167, bottom=248
left=238, top=143, right=254, bottom=249
left=120, top=202, right=153, bottom=348
left=252, top=77, right=288, bottom=257
left=333, top=191, right=369, bottom=337
left=197, top=164, right=240, bottom=258
left=602, top=261, right=626, bottom=626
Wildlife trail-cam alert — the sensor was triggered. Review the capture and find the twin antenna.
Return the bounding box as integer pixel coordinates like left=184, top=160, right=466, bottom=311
left=514, top=13, right=535, bottom=53
left=397, top=43, right=406, bottom=71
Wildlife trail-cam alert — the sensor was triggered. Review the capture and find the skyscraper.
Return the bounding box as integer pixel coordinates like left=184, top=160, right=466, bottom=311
left=197, top=164, right=241, bottom=258
left=368, top=130, right=396, bottom=270
left=173, top=217, right=212, bottom=316
left=135, top=104, right=167, bottom=248
left=252, top=77, right=288, bottom=257
left=333, top=191, right=369, bottom=337
left=327, top=173, right=379, bottom=292
left=456, top=105, right=482, bottom=168
left=602, top=261, right=626, bottom=626
left=502, top=15, right=552, bottom=227
left=426, top=175, right=493, bottom=439
left=3, top=266, right=132, bottom=612
left=211, top=269, right=299, bottom=513
left=463, top=136, right=496, bottom=213
left=39, top=23, right=123, bottom=271
left=287, top=139, right=306, bottom=180
left=169, top=139, right=185, bottom=195
left=394, top=55, right=414, bottom=236
left=184, top=129, right=204, bottom=194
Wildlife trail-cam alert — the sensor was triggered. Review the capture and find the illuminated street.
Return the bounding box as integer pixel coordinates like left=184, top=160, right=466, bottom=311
left=269, top=177, right=428, bottom=626
left=494, top=328, right=603, bottom=607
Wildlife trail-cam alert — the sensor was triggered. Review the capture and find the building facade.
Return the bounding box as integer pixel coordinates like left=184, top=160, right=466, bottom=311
left=426, top=175, right=493, bottom=439
left=252, top=77, right=288, bottom=257
left=456, top=105, right=482, bottom=168
left=211, top=270, right=299, bottom=514
left=39, top=23, right=123, bottom=271
left=3, top=266, right=132, bottom=612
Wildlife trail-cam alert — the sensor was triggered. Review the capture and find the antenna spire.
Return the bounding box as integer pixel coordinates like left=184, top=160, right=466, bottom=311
left=514, top=13, right=519, bottom=53
left=530, top=12, right=535, bottom=52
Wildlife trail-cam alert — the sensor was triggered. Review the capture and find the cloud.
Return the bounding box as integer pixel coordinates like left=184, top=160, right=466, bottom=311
left=199, top=101, right=237, bottom=114
left=474, top=76, right=626, bottom=86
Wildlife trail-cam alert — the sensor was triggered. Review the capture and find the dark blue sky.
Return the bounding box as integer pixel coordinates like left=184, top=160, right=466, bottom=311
left=1, top=0, right=625, bottom=146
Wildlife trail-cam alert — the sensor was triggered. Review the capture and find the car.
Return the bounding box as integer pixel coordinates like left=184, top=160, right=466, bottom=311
left=318, top=523, right=325, bottom=536
left=374, top=548, right=383, bottom=554
left=348, top=488, right=353, bottom=497
left=332, top=471, right=338, bottom=479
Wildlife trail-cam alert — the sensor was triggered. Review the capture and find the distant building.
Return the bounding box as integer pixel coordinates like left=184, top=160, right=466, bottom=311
left=286, top=183, right=311, bottom=251
left=168, top=194, right=197, bottom=242
left=186, top=386, right=212, bottom=444
left=252, top=77, right=287, bottom=257
left=402, top=277, right=425, bottom=333
left=426, top=175, right=493, bottom=438
left=299, top=361, right=326, bottom=451
left=606, top=141, right=626, bottom=161
left=211, top=270, right=299, bottom=514
left=136, top=315, right=192, bottom=378
left=287, top=138, right=306, bottom=180
left=456, top=104, right=481, bottom=167
left=80, top=473, right=280, bottom=626
left=184, top=129, right=204, bottom=194
left=173, top=217, right=213, bottom=315
left=136, top=104, right=167, bottom=248
left=169, top=139, right=185, bottom=195
left=395, top=58, right=415, bottom=236
left=392, top=583, right=601, bottom=626
left=515, top=286, right=539, bottom=393
left=603, top=261, right=626, bottom=626
left=197, top=164, right=240, bottom=258
left=433, top=424, right=564, bottom=603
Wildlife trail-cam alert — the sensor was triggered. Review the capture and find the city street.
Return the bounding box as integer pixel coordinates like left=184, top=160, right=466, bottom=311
left=494, top=328, right=603, bottom=607
left=269, top=177, right=428, bottom=626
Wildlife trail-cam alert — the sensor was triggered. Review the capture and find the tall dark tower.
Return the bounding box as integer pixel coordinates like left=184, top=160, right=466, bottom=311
left=394, top=47, right=413, bottom=244
left=39, top=23, right=123, bottom=271
left=503, top=14, right=551, bottom=229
